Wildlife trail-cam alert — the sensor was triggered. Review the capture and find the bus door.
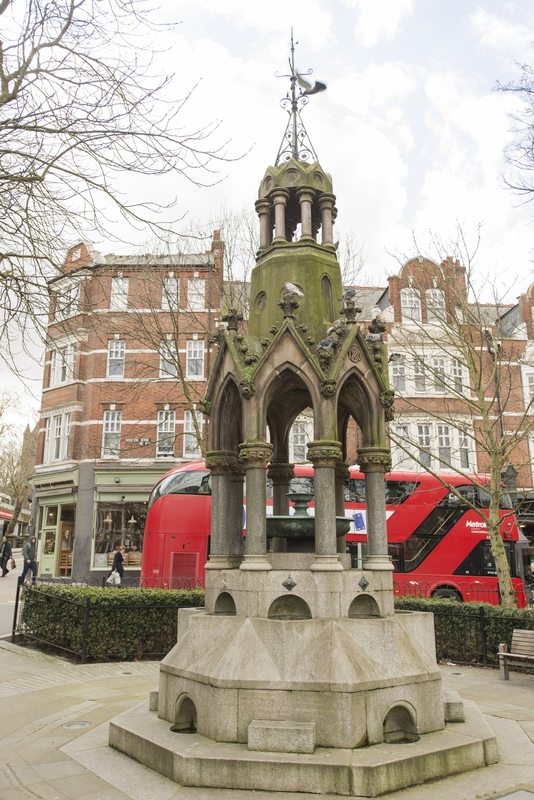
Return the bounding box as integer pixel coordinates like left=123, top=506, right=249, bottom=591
left=165, top=534, right=207, bottom=586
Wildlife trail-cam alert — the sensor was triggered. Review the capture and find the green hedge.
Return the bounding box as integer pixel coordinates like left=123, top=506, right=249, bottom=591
left=19, top=586, right=205, bottom=661
left=395, top=596, right=534, bottom=665
left=19, top=586, right=534, bottom=666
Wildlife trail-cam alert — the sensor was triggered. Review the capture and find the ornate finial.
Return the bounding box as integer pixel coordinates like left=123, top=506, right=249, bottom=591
left=275, top=29, right=326, bottom=165
left=221, top=308, right=243, bottom=332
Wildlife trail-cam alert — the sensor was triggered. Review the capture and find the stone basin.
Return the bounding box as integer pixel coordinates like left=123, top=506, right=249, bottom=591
left=266, top=515, right=351, bottom=539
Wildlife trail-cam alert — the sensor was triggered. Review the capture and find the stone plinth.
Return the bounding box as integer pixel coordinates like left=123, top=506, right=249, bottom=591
left=248, top=719, right=316, bottom=753
left=156, top=606, right=443, bottom=749
left=109, top=698, right=498, bottom=797
left=204, top=564, right=394, bottom=619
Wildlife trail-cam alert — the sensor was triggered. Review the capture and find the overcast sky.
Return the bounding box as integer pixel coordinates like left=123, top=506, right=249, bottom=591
left=134, top=0, right=534, bottom=295
left=8, top=0, right=534, bottom=423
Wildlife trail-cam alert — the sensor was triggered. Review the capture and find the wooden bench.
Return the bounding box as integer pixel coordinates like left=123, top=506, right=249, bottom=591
left=499, top=629, right=534, bottom=680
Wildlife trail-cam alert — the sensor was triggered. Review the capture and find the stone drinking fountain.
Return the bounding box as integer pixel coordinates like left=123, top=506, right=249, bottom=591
left=267, top=491, right=350, bottom=552
left=109, top=40, right=498, bottom=797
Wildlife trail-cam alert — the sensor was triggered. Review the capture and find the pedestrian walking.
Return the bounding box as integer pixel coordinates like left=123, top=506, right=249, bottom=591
left=20, top=536, right=37, bottom=585
left=0, top=536, right=12, bottom=576
left=107, top=545, right=125, bottom=586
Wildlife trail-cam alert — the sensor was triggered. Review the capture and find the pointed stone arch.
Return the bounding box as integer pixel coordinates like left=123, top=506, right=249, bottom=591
left=337, top=367, right=385, bottom=450
left=210, top=375, right=243, bottom=453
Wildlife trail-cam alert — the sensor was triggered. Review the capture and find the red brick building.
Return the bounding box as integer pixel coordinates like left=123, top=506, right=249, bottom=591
left=31, top=233, right=223, bottom=580
left=30, top=241, right=534, bottom=580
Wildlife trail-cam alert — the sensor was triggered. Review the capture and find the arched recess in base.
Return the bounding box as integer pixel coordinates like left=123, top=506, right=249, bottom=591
left=172, top=693, right=197, bottom=733
left=214, top=591, right=237, bottom=615
left=382, top=701, right=419, bottom=744
left=268, top=594, right=312, bottom=620
left=348, top=594, right=380, bottom=618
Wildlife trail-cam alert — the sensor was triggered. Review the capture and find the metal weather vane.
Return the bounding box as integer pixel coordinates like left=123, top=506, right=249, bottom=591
left=275, top=30, right=327, bottom=166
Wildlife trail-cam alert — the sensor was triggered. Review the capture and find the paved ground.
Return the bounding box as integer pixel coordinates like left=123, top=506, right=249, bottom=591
left=1, top=568, right=534, bottom=799
left=0, top=629, right=533, bottom=800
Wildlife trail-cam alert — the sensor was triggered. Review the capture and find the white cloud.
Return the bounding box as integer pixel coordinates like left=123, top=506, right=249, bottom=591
left=470, top=8, right=534, bottom=60
left=170, top=0, right=336, bottom=49
left=409, top=72, right=533, bottom=298
left=343, top=0, right=414, bottom=48
left=330, top=62, right=416, bottom=149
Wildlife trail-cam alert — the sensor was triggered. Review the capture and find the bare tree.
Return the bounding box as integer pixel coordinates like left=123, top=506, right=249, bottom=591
left=498, top=62, right=534, bottom=199
left=0, top=424, right=37, bottom=539
left=386, top=230, right=533, bottom=607
left=0, top=0, right=232, bottom=376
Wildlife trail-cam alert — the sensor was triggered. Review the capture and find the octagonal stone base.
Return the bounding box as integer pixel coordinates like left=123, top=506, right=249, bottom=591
left=109, top=698, right=498, bottom=797
left=157, top=607, right=443, bottom=749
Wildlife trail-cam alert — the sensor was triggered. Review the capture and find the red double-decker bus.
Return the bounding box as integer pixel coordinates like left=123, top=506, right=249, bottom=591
left=141, top=460, right=527, bottom=606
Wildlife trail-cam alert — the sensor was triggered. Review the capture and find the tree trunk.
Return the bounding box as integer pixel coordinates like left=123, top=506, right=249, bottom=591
left=489, top=463, right=516, bottom=608
left=4, top=498, right=23, bottom=540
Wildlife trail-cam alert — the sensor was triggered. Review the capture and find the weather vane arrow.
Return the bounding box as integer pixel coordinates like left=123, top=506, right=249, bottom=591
left=275, top=28, right=327, bottom=165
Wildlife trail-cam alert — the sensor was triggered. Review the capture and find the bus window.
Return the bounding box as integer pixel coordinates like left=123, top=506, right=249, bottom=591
left=454, top=540, right=516, bottom=577
left=439, top=485, right=476, bottom=507
left=394, top=507, right=466, bottom=573
left=148, top=469, right=211, bottom=509
left=397, top=536, right=437, bottom=572
left=344, top=479, right=366, bottom=503
left=385, top=481, right=419, bottom=505
left=290, top=476, right=315, bottom=494
left=440, top=484, right=515, bottom=510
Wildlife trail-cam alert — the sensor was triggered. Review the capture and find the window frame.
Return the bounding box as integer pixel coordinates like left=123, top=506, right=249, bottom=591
left=162, top=276, right=179, bottom=311
left=183, top=410, right=203, bottom=457
left=452, top=358, right=464, bottom=394
left=391, top=356, right=406, bottom=392
left=400, top=288, right=422, bottom=323
left=431, top=356, right=447, bottom=394
left=187, top=278, right=205, bottom=311
left=54, top=282, right=80, bottom=321
left=414, top=358, right=426, bottom=392
left=107, top=340, right=125, bottom=378
left=43, top=412, right=71, bottom=463
left=109, top=275, right=129, bottom=311
left=50, top=343, right=75, bottom=387
left=159, top=340, right=178, bottom=378
left=157, top=410, right=176, bottom=457
left=102, top=410, right=122, bottom=458
left=185, top=339, right=204, bottom=380
left=425, top=288, right=446, bottom=324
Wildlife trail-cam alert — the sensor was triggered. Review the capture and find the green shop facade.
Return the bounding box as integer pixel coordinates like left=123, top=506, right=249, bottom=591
left=31, top=463, right=171, bottom=581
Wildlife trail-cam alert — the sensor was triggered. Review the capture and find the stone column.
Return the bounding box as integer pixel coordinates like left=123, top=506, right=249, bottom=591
left=318, top=193, right=335, bottom=245
left=267, top=462, right=295, bottom=553
left=335, top=461, right=350, bottom=554
left=255, top=199, right=272, bottom=248
left=239, top=440, right=274, bottom=570
left=228, top=460, right=245, bottom=566
left=271, top=189, right=290, bottom=243
left=308, top=441, right=343, bottom=571
left=297, top=187, right=314, bottom=240
left=204, top=451, right=236, bottom=570
left=358, top=447, right=393, bottom=572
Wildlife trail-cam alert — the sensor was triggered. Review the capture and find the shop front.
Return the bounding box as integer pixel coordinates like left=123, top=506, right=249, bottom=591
left=93, top=500, right=147, bottom=571
left=38, top=501, right=76, bottom=577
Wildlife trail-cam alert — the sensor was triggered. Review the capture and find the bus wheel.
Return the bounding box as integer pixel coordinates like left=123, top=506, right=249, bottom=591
left=432, top=587, right=462, bottom=601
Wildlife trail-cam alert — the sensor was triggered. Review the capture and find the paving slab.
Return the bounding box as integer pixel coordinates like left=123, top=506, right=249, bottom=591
left=0, top=638, right=532, bottom=800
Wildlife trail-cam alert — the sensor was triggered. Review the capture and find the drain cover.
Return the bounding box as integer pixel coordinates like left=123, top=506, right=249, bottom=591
left=62, top=721, right=90, bottom=729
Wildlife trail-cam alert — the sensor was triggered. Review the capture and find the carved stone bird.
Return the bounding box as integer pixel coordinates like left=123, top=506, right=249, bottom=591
left=315, top=336, right=336, bottom=350
left=282, top=282, right=304, bottom=297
